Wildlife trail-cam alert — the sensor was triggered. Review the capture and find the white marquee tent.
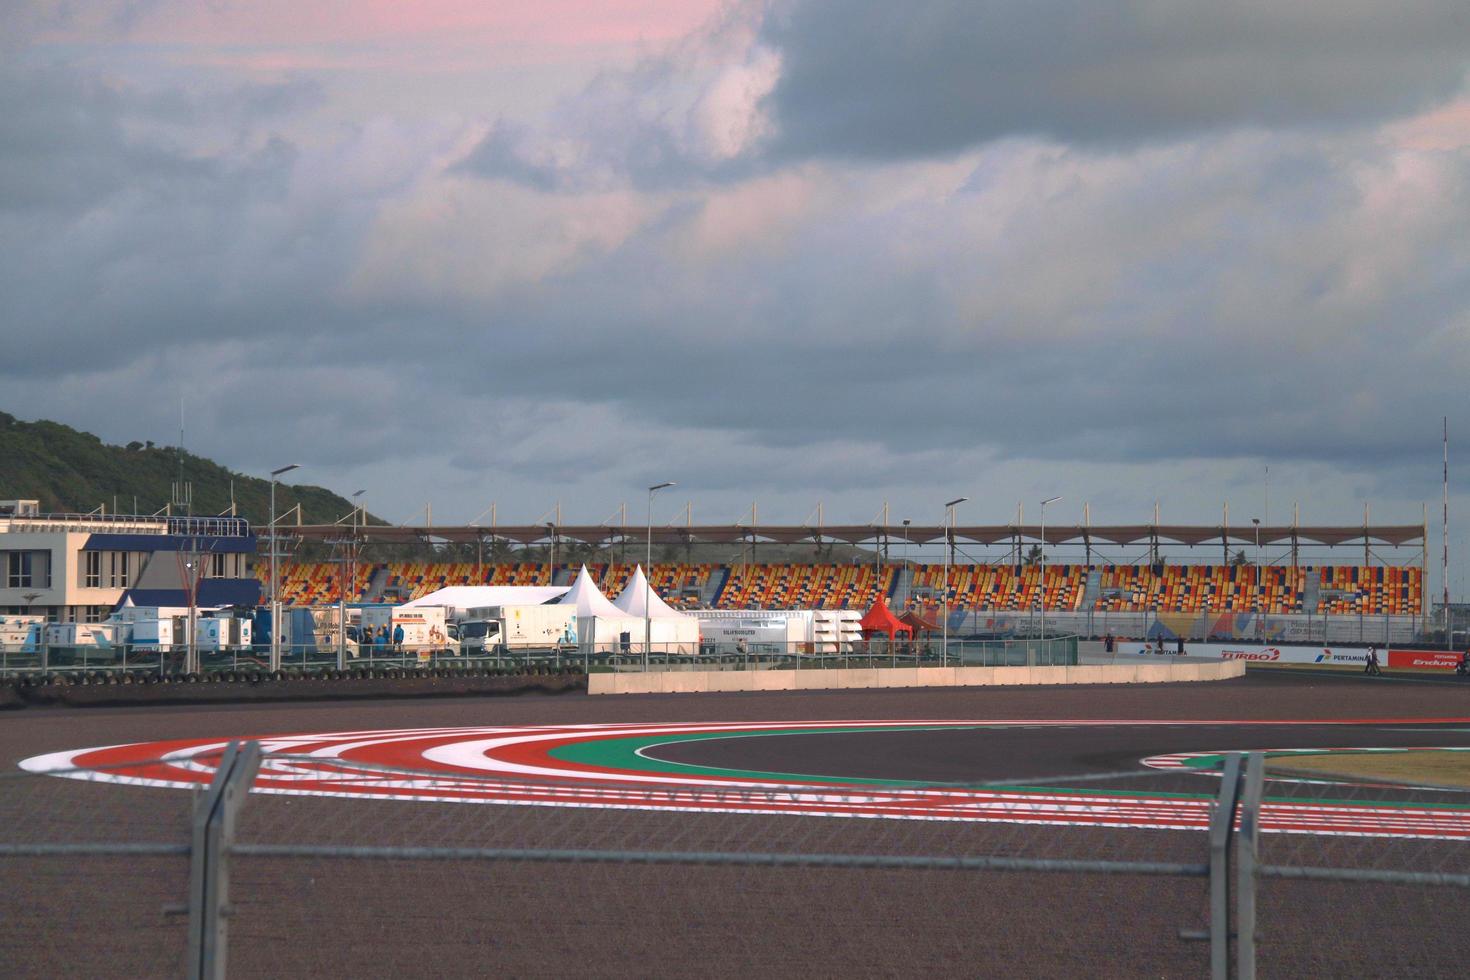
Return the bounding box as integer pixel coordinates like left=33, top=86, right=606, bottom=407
left=613, top=566, right=700, bottom=654
left=556, top=566, right=643, bottom=653
left=402, top=586, right=568, bottom=618
left=556, top=565, right=697, bottom=655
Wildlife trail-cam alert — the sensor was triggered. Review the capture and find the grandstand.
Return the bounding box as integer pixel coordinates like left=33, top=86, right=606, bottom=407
left=261, top=560, right=1422, bottom=616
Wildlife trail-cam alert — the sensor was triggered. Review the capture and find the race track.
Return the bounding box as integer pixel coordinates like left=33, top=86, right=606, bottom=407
left=7, top=670, right=1470, bottom=978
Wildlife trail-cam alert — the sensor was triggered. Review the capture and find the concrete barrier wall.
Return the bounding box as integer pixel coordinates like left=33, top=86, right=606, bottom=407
left=588, top=660, right=1243, bottom=695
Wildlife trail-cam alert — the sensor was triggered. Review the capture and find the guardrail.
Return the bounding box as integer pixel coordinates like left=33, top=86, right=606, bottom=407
left=0, top=636, right=1079, bottom=678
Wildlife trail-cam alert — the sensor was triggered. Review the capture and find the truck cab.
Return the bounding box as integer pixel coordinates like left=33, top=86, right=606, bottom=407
left=457, top=620, right=502, bottom=655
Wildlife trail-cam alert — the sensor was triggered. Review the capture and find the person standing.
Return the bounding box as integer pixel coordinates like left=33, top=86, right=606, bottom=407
left=392, top=622, right=405, bottom=653
left=1365, top=644, right=1382, bottom=676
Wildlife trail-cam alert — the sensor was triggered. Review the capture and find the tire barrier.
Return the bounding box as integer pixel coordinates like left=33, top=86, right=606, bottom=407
left=0, top=666, right=587, bottom=709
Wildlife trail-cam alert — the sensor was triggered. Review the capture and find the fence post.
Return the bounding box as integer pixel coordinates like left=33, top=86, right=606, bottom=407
left=1235, top=751, right=1264, bottom=979
left=187, top=740, right=262, bottom=980
left=1209, top=752, right=1243, bottom=980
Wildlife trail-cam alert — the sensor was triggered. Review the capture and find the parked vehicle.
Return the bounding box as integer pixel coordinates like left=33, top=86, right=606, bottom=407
left=457, top=605, right=577, bottom=656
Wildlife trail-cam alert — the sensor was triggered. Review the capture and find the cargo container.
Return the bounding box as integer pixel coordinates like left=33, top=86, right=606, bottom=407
left=458, top=605, right=577, bottom=655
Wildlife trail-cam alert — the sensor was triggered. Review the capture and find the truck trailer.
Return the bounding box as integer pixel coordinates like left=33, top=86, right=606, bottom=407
left=457, top=604, right=577, bottom=656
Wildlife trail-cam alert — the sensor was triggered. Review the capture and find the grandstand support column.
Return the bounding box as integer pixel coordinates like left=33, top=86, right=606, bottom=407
left=267, top=463, right=300, bottom=673
left=348, top=490, right=365, bottom=668
left=1040, top=497, right=1061, bottom=646
left=942, top=497, right=967, bottom=666
left=646, top=482, right=675, bottom=669
left=1423, top=505, right=1430, bottom=640
left=1252, top=518, right=1262, bottom=640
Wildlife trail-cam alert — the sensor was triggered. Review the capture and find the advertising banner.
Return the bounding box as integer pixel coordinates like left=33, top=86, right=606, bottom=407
left=1120, top=642, right=1369, bottom=665
left=1387, top=649, right=1462, bottom=669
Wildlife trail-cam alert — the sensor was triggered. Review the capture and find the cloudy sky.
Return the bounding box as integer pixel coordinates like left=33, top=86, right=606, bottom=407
left=4, top=2, right=1470, bottom=581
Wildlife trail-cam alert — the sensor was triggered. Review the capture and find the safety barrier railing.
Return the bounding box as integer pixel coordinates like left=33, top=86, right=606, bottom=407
left=0, top=637, right=1079, bottom=677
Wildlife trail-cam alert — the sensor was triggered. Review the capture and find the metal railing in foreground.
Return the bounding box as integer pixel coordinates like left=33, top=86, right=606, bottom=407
left=6, top=747, right=1470, bottom=978
left=0, top=636, right=1080, bottom=678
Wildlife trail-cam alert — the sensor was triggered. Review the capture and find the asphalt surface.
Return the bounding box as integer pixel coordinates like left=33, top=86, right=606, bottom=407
left=649, top=720, right=1470, bottom=785
left=4, top=669, right=1470, bottom=978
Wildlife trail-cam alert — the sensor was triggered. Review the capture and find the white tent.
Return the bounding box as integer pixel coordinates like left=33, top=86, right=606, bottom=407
left=403, top=585, right=568, bottom=617
left=613, top=566, right=693, bottom=620
left=611, top=566, right=701, bottom=654
left=556, top=565, right=697, bottom=655
left=555, top=566, right=629, bottom=618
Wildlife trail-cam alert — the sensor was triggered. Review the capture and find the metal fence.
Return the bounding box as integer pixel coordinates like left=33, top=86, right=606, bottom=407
left=0, top=636, right=1078, bottom=678
left=5, top=745, right=1468, bottom=978
left=950, top=609, right=1423, bottom=645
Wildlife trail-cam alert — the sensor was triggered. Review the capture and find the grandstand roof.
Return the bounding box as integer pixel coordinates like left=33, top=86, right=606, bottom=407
left=281, top=522, right=1425, bottom=549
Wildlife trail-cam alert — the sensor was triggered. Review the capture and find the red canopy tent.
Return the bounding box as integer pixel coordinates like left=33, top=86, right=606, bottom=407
left=899, top=609, right=939, bottom=634
left=859, top=596, right=914, bottom=641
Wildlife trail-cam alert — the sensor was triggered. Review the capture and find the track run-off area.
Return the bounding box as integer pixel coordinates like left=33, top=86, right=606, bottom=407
left=22, top=717, right=1470, bottom=839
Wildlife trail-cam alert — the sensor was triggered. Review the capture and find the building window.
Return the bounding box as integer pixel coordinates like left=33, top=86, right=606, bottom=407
left=109, top=552, right=129, bottom=588
left=7, top=551, right=33, bottom=589
left=212, top=553, right=228, bottom=578
left=82, top=551, right=130, bottom=588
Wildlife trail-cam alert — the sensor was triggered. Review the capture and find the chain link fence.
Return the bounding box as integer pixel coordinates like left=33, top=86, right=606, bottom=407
left=5, top=747, right=1469, bottom=977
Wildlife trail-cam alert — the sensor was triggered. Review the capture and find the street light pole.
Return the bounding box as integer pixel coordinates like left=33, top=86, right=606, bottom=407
left=1039, top=496, right=1062, bottom=647
left=646, top=482, right=675, bottom=669
left=268, top=463, right=299, bottom=672
left=942, top=497, right=968, bottom=666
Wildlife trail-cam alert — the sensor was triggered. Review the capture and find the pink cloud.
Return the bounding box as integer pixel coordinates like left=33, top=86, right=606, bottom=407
left=36, top=1, right=725, bottom=50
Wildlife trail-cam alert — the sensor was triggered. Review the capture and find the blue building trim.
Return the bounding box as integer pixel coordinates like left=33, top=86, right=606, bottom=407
left=84, top=533, right=257, bottom=554
left=119, top=580, right=262, bottom=609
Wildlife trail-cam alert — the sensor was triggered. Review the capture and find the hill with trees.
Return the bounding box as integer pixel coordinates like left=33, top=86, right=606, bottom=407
left=0, top=411, right=369, bottom=528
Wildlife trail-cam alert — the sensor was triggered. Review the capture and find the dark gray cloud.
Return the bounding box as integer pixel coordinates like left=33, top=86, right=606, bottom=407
left=0, top=67, right=203, bottom=211
left=5, top=2, right=1470, bottom=539
left=759, top=0, right=1470, bottom=159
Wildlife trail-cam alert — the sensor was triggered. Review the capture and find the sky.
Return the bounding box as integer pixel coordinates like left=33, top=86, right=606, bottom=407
left=3, top=2, right=1470, bottom=588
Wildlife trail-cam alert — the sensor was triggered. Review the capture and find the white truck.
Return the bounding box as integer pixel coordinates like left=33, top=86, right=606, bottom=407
left=457, top=605, right=577, bottom=656
left=43, top=623, right=119, bottom=649
left=114, top=611, right=252, bottom=652
left=193, top=616, right=252, bottom=651
left=359, top=605, right=451, bottom=652
left=0, top=615, right=45, bottom=652
left=691, top=609, right=862, bottom=654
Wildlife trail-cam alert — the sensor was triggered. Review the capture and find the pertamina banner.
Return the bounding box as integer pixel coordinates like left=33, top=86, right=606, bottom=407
left=1131, top=643, right=1370, bottom=665
left=1387, top=649, right=1462, bottom=669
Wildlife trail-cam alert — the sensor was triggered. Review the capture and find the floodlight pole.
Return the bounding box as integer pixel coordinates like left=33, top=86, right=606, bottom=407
left=942, top=497, right=967, bottom=666
left=268, top=464, right=299, bottom=672
left=1039, top=496, right=1062, bottom=646
left=646, top=482, right=675, bottom=669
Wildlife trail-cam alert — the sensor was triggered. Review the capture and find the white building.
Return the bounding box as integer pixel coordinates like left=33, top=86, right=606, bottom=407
left=0, top=500, right=259, bottom=623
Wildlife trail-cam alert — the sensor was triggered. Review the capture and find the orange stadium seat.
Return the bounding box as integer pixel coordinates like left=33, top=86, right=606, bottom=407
left=266, top=560, right=1419, bottom=616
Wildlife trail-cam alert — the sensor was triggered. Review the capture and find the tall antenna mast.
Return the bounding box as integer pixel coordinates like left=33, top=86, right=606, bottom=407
left=179, top=391, right=186, bottom=513
left=1444, top=416, right=1450, bottom=639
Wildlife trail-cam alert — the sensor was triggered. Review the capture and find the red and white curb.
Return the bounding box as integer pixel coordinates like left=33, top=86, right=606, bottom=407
left=20, top=720, right=1470, bottom=839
